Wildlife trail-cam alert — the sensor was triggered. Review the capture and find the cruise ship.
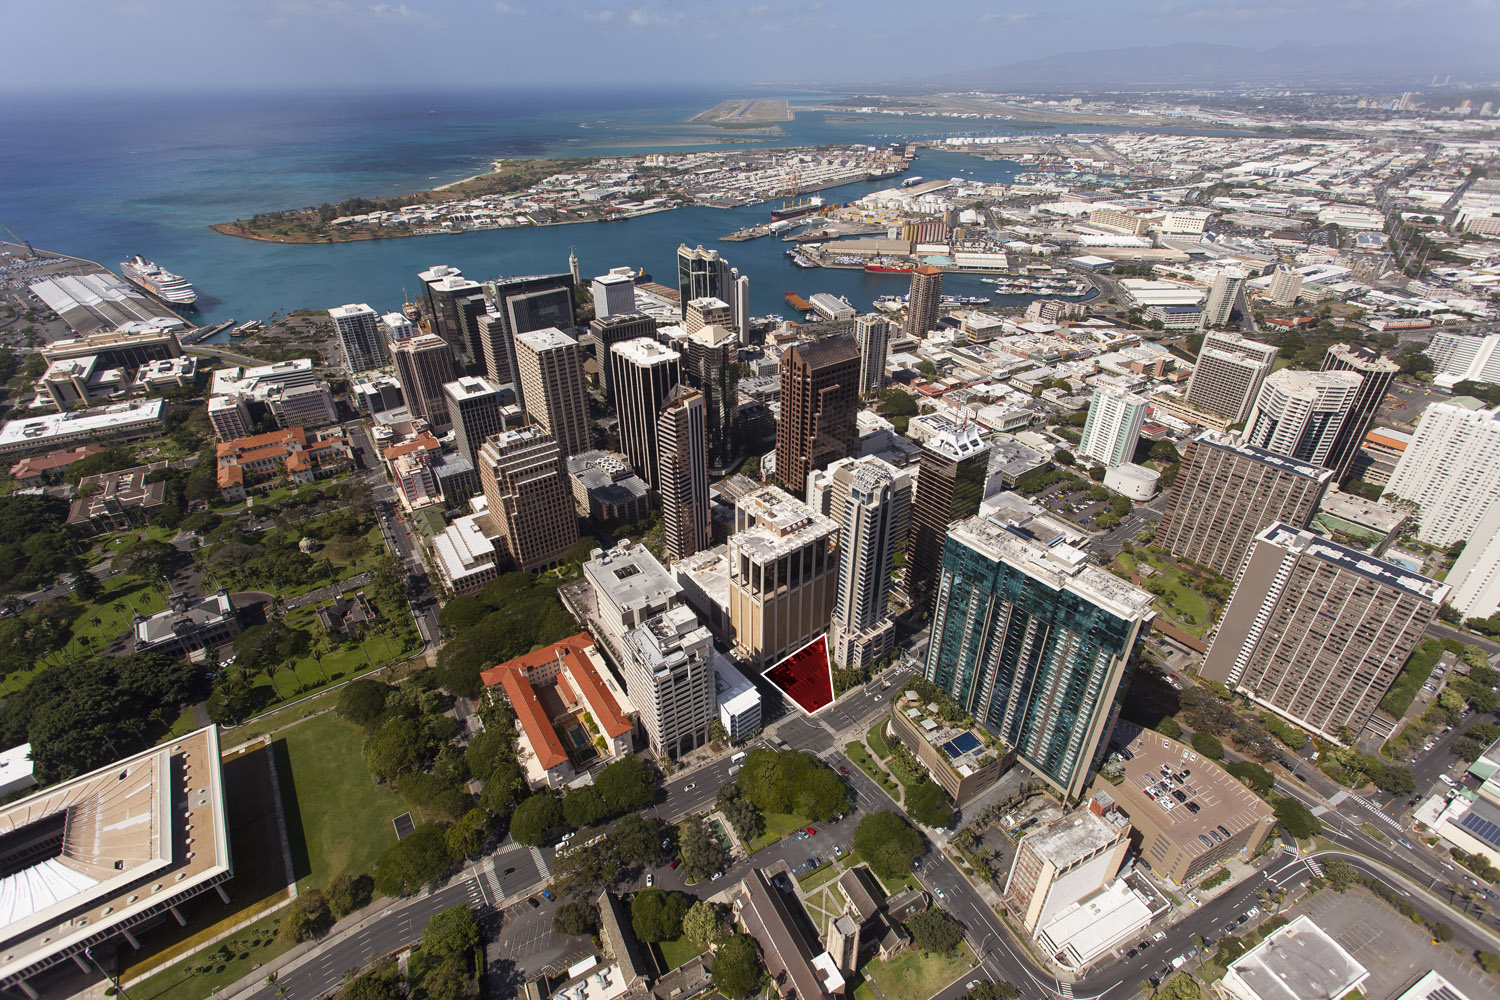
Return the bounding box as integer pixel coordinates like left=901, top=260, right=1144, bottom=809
left=120, top=255, right=198, bottom=310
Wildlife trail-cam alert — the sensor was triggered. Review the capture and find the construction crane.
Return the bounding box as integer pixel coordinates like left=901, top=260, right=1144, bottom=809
left=1, top=225, right=37, bottom=259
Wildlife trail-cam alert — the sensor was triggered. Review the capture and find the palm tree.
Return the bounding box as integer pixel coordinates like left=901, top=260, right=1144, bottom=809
left=308, top=638, right=329, bottom=684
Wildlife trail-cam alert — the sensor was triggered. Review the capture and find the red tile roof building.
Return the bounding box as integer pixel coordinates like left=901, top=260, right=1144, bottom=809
left=215, top=426, right=352, bottom=500
left=480, top=634, right=635, bottom=788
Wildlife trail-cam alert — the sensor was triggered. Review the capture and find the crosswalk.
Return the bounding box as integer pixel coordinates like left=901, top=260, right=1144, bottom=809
left=1352, top=794, right=1403, bottom=833
left=483, top=857, right=503, bottom=900
left=1304, top=858, right=1324, bottom=878
left=1058, top=982, right=1074, bottom=999
left=529, top=845, right=550, bottom=878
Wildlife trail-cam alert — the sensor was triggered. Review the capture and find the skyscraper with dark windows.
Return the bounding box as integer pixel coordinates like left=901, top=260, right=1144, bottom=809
left=925, top=515, right=1155, bottom=799
left=610, top=338, right=680, bottom=490
left=681, top=323, right=740, bottom=469
left=1321, top=343, right=1400, bottom=482
left=676, top=245, right=730, bottom=318
left=905, top=412, right=990, bottom=615
left=775, top=335, right=860, bottom=496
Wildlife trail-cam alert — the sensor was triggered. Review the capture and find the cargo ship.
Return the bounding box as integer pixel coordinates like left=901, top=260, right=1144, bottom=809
left=770, top=196, right=825, bottom=222
left=120, top=255, right=198, bottom=310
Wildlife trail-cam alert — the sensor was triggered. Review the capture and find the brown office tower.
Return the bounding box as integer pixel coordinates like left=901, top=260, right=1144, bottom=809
left=514, top=327, right=592, bottom=459
left=478, top=426, right=580, bottom=572
left=904, top=265, right=943, bottom=337
left=390, top=333, right=458, bottom=432
left=728, top=486, right=839, bottom=668
left=657, top=386, right=710, bottom=563
left=906, top=412, right=990, bottom=615
left=1202, top=523, right=1447, bottom=744
left=775, top=335, right=860, bottom=496
left=1157, top=432, right=1333, bottom=579
left=1320, top=342, right=1400, bottom=482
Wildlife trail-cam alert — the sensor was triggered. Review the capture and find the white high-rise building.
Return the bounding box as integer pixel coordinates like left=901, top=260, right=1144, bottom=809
left=1384, top=401, right=1500, bottom=546
left=1446, top=502, right=1500, bottom=620
left=1268, top=267, right=1303, bottom=308
left=854, top=314, right=890, bottom=397
left=1078, top=385, right=1148, bottom=469
left=828, top=458, right=911, bottom=670
left=1244, top=369, right=1363, bottom=468
left=731, top=269, right=751, bottom=345
left=1425, top=331, right=1500, bottom=388
left=381, top=312, right=415, bottom=343
left=328, top=303, right=388, bottom=373
left=1184, top=331, right=1279, bottom=424
left=624, top=605, right=716, bottom=759
left=1202, top=267, right=1247, bottom=327
left=591, top=269, right=637, bottom=319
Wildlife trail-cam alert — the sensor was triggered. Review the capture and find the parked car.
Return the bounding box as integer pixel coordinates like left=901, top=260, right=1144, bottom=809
left=541, top=890, right=554, bottom=901
left=527, top=897, right=540, bottom=909
left=646, top=873, right=654, bottom=887
left=805, top=827, right=817, bottom=836
left=671, top=857, right=682, bottom=869
left=1153, top=931, right=1166, bottom=942
left=711, top=871, right=724, bottom=881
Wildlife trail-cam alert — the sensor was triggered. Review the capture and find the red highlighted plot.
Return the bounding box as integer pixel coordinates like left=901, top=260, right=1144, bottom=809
left=763, top=634, right=835, bottom=716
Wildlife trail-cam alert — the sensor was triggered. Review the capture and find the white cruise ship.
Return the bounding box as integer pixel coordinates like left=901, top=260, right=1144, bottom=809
left=120, top=255, right=198, bottom=309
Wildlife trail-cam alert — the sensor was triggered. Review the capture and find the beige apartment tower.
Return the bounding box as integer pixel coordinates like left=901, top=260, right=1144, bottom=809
left=905, top=265, right=943, bottom=337
left=1184, top=331, right=1279, bottom=424
left=1202, top=523, right=1448, bottom=744
left=684, top=296, right=733, bottom=336
left=728, top=486, right=839, bottom=669
left=390, top=333, right=458, bottom=432
left=1157, top=432, right=1333, bottom=579
left=478, top=426, right=580, bottom=572
left=514, top=327, right=592, bottom=459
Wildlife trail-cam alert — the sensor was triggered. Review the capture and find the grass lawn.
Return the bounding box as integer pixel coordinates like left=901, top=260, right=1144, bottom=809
left=239, top=620, right=418, bottom=718
left=798, top=862, right=838, bottom=890
left=867, top=722, right=892, bottom=759
left=127, top=908, right=294, bottom=1000
left=747, top=810, right=812, bottom=854
left=1116, top=551, right=1213, bottom=633
left=278, top=711, right=416, bottom=889
left=845, top=742, right=901, bottom=801
left=657, top=936, right=705, bottom=972
left=0, top=577, right=166, bottom=699
left=218, top=687, right=345, bottom=751
left=861, top=942, right=976, bottom=1000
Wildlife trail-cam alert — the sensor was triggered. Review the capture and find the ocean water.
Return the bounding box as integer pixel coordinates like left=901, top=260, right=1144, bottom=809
left=1, top=88, right=1052, bottom=324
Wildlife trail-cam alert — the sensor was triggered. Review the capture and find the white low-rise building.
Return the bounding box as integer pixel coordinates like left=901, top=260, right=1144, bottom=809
left=1218, top=915, right=1368, bottom=1000
left=1104, top=463, right=1160, bottom=500
left=1036, top=879, right=1153, bottom=969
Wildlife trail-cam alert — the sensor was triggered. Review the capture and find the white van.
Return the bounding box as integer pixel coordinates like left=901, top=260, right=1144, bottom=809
left=731, top=751, right=747, bottom=764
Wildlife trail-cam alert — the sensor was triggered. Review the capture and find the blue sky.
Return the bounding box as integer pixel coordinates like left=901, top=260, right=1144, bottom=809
left=8, top=1, right=1497, bottom=91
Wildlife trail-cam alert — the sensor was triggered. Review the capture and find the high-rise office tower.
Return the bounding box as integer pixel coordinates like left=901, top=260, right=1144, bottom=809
left=478, top=426, right=580, bottom=572
left=589, top=313, right=656, bottom=407
left=906, top=412, right=990, bottom=614
left=1244, top=369, right=1363, bottom=467
left=514, top=328, right=591, bottom=459
left=657, top=386, right=710, bottom=563
left=1157, top=431, right=1333, bottom=578
left=1078, top=385, right=1148, bottom=469
left=728, top=486, right=839, bottom=668
left=775, top=335, right=860, bottom=496
left=390, top=333, right=457, bottom=431
left=480, top=273, right=576, bottom=392
left=443, top=375, right=506, bottom=467
left=1201, top=267, right=1247, bottom=327
left=610, top=337, right=680, bottom=489
left=624, top=605, right=716, bottom=758
left=476, top=312, right=517, bottom=389
left=418, top=265, right=483, bottom=363
left=829, top=459, right=911, bottom=670
left=904, top=265, right=943, bottom=337
left=925, top=515, right=1156, bottom=799
left=1268, top=266, right=1303, bottom=307
left=1384, top=401, right=1500, bottom=546
left=731, top=268, right=751, bottom=345
left=591, top=269, right=636, bottom=319
left=1184, top=331, right=1279, bottom=424
left=854, top=314, right=890, bottom=397
left=328, top=303, right=388, bottom=373
left=676, top=245, right=730, bottom=317
left=681, top=323, right=740, bottom=468
left=684, top=296, right=733, bottom=335
left=1321, top=343, right=1401, bottom=482
left=1202, top=523, right=1447, bottom=743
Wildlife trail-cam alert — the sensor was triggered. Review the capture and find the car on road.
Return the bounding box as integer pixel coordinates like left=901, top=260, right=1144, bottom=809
left=966, top=982, right=983, bottom=990
left=1153, top=931, right=1166, bottom=942
left=671, top=857, right=682, bottom=869
left=1126, top=949, right=1138, bottom=958
left=934, top=886, right=946, bottom=900
left=839, top=766, right=850, bottom=776
left=711, top=871, right=723, bottom=881
left=684, top=782, right=697, bottom=791
left=527, top=897, right=540, bottom=909
left=503, top=867, right=516, bottom=875
left=1244, top=906, right=1259, bottom=919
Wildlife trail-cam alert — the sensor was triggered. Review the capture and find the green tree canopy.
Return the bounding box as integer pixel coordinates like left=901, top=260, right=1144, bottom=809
left=1273, top=796, right=1322, bottom=839
left=446, top=808, right=493, bottom=859
left=563, top=786, right=610, bottom=828
left=682, top=900, right=724, bottom=947
left=372, top=823, right=452, bottom=897
left=554, top=899, right=599, bottom=937
left=710, top=933, right=765, bottom=999
left=853, top=811, right=925, bottom=880
left=1190, top=731, right=1225, bottom=760
left=510, top=794, right=566, bottom=846
left=737, top=749, right=849, bottom=820
left=630, top=887, right=692, bottom=942
left=596, top=754, right=657, bottom=813
left=338, top=679, right=391, bottom=727
left=677, top=817, right=728, bottom=882
left=905, top=781, right=956, bottom=829
left=906, top=908, right=962, bottom=954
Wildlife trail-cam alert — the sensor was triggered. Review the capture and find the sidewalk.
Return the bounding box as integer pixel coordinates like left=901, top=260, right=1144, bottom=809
left=219, top=896, right=401, bottom=1000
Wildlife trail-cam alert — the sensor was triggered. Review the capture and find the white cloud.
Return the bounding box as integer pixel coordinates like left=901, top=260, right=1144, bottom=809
left=581, top=8, right=617, bottom=22
left=369, top=2, right=439, bottom=22
left=494, top=1, right=526, bottom=14
left=627, top=7, right=667, bottom=26
left=979, top=10, right=1040, bottom=23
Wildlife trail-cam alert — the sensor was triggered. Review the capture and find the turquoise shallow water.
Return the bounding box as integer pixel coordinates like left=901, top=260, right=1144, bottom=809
left=0, top=88, right=1115, bottom=324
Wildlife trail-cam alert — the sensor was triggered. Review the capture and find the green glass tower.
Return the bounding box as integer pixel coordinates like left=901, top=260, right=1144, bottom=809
left=925, top=514, right=1155, bottom=799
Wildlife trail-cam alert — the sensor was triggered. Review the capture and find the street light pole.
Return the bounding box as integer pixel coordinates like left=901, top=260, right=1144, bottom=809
left=84, top=947, right=133, bottom=1000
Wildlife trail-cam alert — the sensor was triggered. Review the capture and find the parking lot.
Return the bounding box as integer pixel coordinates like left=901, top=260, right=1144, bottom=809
left=1378, top=382, right=1454, bottom=429
left=1037, top=484, right=1112, bottom=527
